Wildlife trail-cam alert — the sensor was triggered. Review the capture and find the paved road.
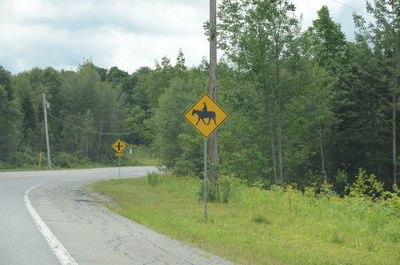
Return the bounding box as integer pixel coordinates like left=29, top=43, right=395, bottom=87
left=0, top=167, right=235, bottom=265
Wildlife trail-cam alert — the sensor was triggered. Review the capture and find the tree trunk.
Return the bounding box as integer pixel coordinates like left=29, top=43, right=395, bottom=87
left=392, top=91, right=396, bottom=186
left=277, top=110, right=283, bottom=183
left=392, top=46, right=399, bottom=187
left=319, top=122, right=327, bottom=182
left=276, top=49, right=283, bottom=183
left=268, top=113, right=278, bottom=183
left=98, top=120, right=103, bottom=152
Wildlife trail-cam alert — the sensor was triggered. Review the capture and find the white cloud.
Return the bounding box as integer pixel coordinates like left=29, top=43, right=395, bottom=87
left=293, top=0, right=369, bottom=39
left=0, top=0, right=365, bottom=74
left=0, top=0, right=209, bottom=73
left=292, top=0, right=343, bottom=29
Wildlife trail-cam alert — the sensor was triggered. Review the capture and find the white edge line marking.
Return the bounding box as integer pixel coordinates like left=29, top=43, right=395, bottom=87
left=25, top=183, right=78, bottom=265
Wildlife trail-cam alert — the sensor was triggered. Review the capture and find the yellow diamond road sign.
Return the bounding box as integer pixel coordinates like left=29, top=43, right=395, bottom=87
left=184, top=94, right=228, bottom=138
left=112, top=139, right=126, bottom=153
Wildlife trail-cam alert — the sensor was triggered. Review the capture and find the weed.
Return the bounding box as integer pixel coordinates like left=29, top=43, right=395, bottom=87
left=328, top=231, right=344, bottom=245
left=251, top=214, right=271, bottom=225
left=91, top=175, right=400, bottom=265
left=218, top=175, right=235, bottom=203
left=201, top=253, right=212, bottom=259
left=147, top=172, right=159, bottom=187
left=387, top=233, right=400, bottom=243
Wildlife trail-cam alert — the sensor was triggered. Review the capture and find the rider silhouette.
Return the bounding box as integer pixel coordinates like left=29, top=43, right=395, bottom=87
left=191, top=102, right=217, bottom=126
left=202, top=102, right=208, bottom=112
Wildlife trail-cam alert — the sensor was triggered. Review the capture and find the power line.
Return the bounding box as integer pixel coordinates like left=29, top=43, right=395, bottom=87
left=328, top=0, right=373, bottom=18
left=48, top=112, right=140, bottom=136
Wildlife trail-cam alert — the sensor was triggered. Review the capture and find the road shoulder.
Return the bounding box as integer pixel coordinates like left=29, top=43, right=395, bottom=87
left=29, top=180, right=236, bottom=265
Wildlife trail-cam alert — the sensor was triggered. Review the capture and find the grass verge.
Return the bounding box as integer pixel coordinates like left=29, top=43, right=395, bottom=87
left=90, top=175, right=400, bottom=265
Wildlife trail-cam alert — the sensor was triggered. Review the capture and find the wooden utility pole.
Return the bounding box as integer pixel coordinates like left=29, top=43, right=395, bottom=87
left=210, top=0, right=218, bottom=198
left=42, top=93, right=52, bottom=169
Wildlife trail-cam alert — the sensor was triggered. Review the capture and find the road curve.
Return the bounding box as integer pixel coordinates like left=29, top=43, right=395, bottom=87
left=0, top=167, right=235, bottom=265
left=0, top=167, right=155, bottom=265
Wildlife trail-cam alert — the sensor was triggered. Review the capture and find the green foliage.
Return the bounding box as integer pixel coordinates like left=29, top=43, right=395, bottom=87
left=92, top=175, right=400, bottom=265
left=0, top=66, right=13, bottom=100
left=347, top=169, right=384, bottom=200
left=151, top=68, right=206, bottom=176
left=53, top=152, right=82, bottom=168
left=1, top=1, right=399, bottom=196
left=147, top=172, right=159, bottom=187
left=218, top=0, right=300, bottom=183
left=334, top=169, right=348, bottom=192
left=0, top=84, right=20, bottom=162
left=381, top=192, right=400, bottom=217
left=127, top=145, right=158, bottom=166
left=304, top=5, right=348, bottom=73
left=251, top=214, right=271, bottom=225
left=217, top=175, right=232, bottom=203
left=6, top=149, right=37, bottom=167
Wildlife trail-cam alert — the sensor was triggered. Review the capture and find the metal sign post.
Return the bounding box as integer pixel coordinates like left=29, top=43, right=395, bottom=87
left=118, top=156, right=121, bottom=179
left=204, top=138, right=208, bottom=220
left=184, top=94, right=228, bottom=221
left=113, top=139, right=126, bottom=179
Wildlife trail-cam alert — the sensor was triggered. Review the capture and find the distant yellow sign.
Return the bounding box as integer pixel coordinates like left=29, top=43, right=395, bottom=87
left=184, top=94, right=228, bottom=138
left=114, top=152, right=125, bottom=157
left=112, top=139, right=126, bottom=153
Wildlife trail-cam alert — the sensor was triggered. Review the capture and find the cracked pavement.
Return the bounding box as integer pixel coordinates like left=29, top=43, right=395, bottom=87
left=29, top=180, right=236, bottom=265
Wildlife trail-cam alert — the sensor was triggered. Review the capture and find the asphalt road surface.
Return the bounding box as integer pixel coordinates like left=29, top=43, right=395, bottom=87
left=0, top=167, right=235, bottom=265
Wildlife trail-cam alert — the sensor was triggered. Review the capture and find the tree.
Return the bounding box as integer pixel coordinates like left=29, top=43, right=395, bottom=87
left=304, top=6, right=347, bottom=74
left=218, top=62, right=270, bottom=182
left=59, top=63, right=128, bottom=162
left=0, top=85, right=20, bottom=165
left=152, top=76, right=204, bottom=175
left=218, top=0, right=299, bottom=183
left=106, top=66, right=129, bottom=87
left=0, top=67, right=19, bottom=165
left=354, top=0, right=400, bottom=187
left=0, top=66, right=13, bottom=100
left=300, top=5, right=348, bottom=182
left=43, top=67, right=64, bottom=153
left=175, top=49, right=187, bottom=73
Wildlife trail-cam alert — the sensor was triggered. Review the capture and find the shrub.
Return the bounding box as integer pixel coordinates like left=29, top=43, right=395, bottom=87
left=6, top=150, right=36, bottom=167
left=347, top=168, right=384, bottom=200
left=197, top=181, right=215, bottom=201
left=218, top=176, right=232, bottom=203
left=53, top=152, right=81, bottom=168
left=251, top=214, right=271, bottom=224
left=147, top=172, right=159, bottom=187
left=380, top=191, right=400, bottom=216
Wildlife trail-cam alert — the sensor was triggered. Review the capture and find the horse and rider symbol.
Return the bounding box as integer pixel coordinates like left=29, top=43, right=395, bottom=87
left=184, top=94, right=228, bottom=138
left=192, top=102, right=217, bottom=126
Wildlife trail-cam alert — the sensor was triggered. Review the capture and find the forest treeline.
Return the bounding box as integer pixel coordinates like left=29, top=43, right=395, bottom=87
left=0, top=0, right=399, bottom=192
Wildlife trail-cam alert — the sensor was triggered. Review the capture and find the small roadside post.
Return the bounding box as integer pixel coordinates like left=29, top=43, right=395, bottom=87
left=184, top=94, right=228, bottom=221
left=112, top=139, right=126, bottom=179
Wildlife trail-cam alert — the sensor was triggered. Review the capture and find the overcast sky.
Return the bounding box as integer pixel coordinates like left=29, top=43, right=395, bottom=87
left=0, top=0, right=368, bottom=74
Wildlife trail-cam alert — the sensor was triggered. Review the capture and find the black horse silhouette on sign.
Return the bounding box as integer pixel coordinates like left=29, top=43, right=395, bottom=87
left=192, top=103, right=217, bottom=126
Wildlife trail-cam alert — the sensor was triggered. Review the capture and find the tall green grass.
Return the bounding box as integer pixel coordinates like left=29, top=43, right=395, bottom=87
left=91, top=174, right=400, bottom=265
